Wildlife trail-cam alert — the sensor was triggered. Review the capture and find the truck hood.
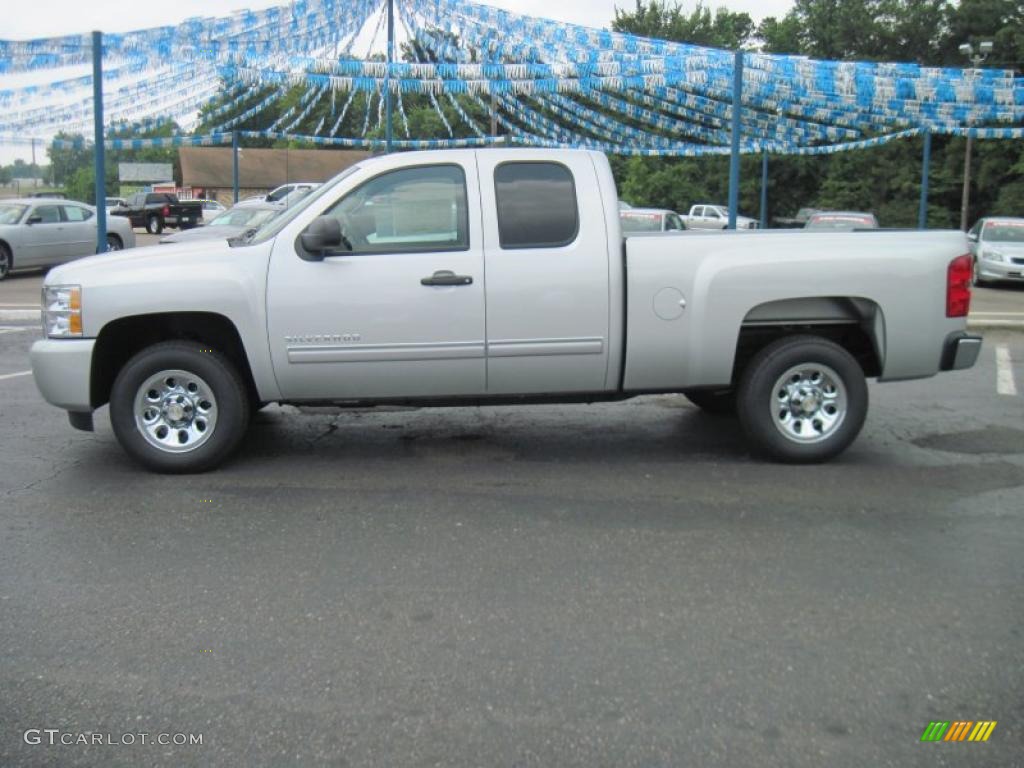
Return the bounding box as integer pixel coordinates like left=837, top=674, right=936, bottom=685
left=44, top=239, right=247, bottom=286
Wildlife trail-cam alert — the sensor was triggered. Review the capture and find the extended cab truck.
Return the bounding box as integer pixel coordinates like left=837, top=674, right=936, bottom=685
left=684, top=204, right=759, bottom=230
left=31, top=149, right=982, bottom=473
left=113, top=192, right=203, bottom=234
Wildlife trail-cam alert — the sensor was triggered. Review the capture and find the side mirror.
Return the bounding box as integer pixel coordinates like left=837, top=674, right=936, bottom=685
left=298, top=216, right=344, bottom=261
left=967, top=232, right=979, bottom=243
left=26, top=214, right=42, bottom=225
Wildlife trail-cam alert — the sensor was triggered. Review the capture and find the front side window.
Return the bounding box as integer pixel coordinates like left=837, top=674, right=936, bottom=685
left=31, top=205, right=62, bottom=224
left=666, top=214, right=684, bottom=231
left=494, top=162, right=578, bottom=249
left=62, top=205, right=93, bottom=222
left=323, top=165, right=469, bottom=254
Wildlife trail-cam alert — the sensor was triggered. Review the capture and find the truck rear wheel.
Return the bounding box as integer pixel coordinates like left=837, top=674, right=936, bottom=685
left=736, top=335, right=867, bottom=463
left=109, top=341, right=250, bottom=473
left=146, top=215, right=163, bottom=235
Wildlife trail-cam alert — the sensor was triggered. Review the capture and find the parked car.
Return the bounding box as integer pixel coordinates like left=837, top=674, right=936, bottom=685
left=620, top=208, right=687, bottom=233
left=968, top=217, right=1024, bottom=286
left=197, top=199, right=227, bottom=223
left=160, top=204, right=280, bottom=244
left=804, top=211, right=879, bottom=231
left=30, top=148, right=979, bottom=472
left=682, top=204, right=759, bottom=230
left=0, top=198, right=135, bottom=280
left=111, top=192, right=203, bottom=234
left=236, top=183, right=321, bottom=209
left=773, top=207, right=821, bottom=228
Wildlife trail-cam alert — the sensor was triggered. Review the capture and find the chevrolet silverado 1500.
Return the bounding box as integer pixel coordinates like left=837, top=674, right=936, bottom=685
left=31, top=148, right=981, bottom=472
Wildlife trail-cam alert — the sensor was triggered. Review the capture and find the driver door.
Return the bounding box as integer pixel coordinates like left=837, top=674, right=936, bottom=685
left=21, top=204, right=69, bottom=266
left=266, top=159, right=486, bottom=401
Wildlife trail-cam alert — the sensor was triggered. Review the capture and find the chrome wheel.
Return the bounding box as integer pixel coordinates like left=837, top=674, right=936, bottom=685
left=770, top=363, right=847, bottom=444
left=0, top=247, right=9, bottom=279
left=133, top=369, right=218, bottom=453
left=106, top=235, right=122, bottom=251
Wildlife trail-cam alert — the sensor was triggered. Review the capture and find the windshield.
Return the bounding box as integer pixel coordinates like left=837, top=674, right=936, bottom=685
left=620, top=213, right=664, bottom=233
left=238, top=167, right=361, bottom=247
left=209, top=208, right=278, bottom=228
left=983, top=222, right=1024, bottom=243
left=0, top=204, right=27, bottom=225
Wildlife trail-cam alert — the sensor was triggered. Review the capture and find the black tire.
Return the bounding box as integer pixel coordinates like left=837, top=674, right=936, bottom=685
left=146, top=215, right=163, bottom=235
left=683, top=388, right=736, bottom=414
left=106, top=234, right=123, bottom=252
left=109, top=341, right=250, bottom=473
left=736, top=335, right=868, bottom=463
left=0, top=242, right=11, bottom=280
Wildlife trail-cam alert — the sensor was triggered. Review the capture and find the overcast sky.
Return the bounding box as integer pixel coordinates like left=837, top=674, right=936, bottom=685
left=2, top=0, right=795, bottom=40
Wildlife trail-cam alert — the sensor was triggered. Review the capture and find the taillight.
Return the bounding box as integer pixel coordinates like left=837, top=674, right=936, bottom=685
left=162, top=205, right=170, bottom=217
left=947, top=254, right=972, bottom=317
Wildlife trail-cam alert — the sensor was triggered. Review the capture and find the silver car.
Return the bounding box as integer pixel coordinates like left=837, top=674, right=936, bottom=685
left=620, top=208, right=687, bottom=233
left=804, top=211, right=879, bottom=231
left=0, top=199, right=136, bottom=280
left=159, top=203, right=280, bottom=244
left=968, top=217, right=1024, bottom=286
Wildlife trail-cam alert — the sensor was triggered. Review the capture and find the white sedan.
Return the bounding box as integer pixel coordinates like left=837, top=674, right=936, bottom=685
left=0, top=198, right=136, bottom=280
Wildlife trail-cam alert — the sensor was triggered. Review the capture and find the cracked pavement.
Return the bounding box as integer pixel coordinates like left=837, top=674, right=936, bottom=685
left=0, top=282, right=1022, bottom=767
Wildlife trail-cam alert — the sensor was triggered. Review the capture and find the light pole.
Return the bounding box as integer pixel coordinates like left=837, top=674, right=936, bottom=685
left=958, top=40, right=993, bottom=232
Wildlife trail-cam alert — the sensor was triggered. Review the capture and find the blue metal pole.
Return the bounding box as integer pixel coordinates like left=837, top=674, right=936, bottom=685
left=385, top=0, right=394, bottom=153
left=759, top=148, right=768, bottom=229
left=232, top=131, right=240, bottom=204
left=92, top=30, right=107, bottom=253
left=918, top=130, right=931, bottom=230
left=727, top=50, right=743, bottom=230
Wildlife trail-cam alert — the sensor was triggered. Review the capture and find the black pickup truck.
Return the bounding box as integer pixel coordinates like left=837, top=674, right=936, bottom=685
left=113, top=193, right=203, bottom=234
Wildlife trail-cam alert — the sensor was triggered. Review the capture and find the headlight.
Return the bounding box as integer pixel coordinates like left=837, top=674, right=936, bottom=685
left=42, top=284, right=83, bottom=338
left=984, top=250, right=1006, bottom=263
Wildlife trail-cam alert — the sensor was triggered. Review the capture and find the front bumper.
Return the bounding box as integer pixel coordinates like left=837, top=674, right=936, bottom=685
left=977, top=258, right=1024, bottom=281
left=30, top=338, right=95, bottom=414
left=940, top=332, right=983, bottom=371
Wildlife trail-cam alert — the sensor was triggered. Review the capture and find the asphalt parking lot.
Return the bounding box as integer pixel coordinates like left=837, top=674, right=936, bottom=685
left=1, top=253, right=1022, bottom=766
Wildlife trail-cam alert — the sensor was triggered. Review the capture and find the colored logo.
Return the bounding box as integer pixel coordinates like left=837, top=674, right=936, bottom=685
left=921, top=721, right=997, bottom=742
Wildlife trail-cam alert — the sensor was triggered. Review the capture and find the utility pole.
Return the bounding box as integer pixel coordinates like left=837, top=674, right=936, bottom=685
left=958, top=41, right=993, bottom=232
left=92, top=30, right=107, bottom=254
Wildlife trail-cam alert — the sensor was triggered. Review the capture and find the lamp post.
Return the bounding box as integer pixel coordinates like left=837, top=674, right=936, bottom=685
left=958, top=40, right=993, bottom=232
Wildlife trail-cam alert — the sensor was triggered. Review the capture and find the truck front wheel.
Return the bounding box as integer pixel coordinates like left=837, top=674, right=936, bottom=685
left=146, top=215, right=163, bottom=234
left=109, top=341, right=250, bottom=473
left=736, top=335, right=867, bottom=463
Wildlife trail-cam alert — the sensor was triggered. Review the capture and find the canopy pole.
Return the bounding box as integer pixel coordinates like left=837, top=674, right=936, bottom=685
left=385, top=0, right=394, bottom=153
left=959, top=132, right=972, bottom=231
left=727, top=50, right=743, bottom=230
left=759, top=148, right=768, bottom=230
left=92, top=30, right=107, bottom=253
left=918, top=130, right=931, bottom=230
left=232, top=131, right=240, bottom=204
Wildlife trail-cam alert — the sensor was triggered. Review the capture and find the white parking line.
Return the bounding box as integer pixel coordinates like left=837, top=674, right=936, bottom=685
left=0, top=310, right=40, bottom=321
left=996, top=345, right=1018, bottom=397
left=0, top=370, right=32, bottom=381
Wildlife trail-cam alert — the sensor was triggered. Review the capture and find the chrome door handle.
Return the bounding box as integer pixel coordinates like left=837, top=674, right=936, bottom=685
left=421, top=270, right=473, bottom=286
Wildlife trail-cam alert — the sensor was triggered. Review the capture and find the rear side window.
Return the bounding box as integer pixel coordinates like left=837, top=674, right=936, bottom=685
left=494, top=162, right=578, bottom=249
left=62, top=205, right=93, bottom=222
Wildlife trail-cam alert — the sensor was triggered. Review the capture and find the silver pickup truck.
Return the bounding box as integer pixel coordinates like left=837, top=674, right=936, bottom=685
left=31, top=148, right=981, bottom=472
